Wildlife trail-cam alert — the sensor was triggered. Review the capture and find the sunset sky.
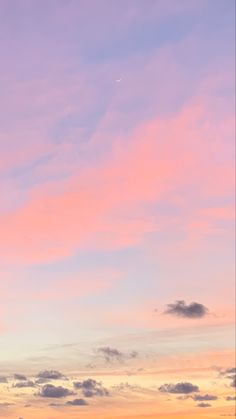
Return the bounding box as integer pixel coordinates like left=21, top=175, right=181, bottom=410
left=0, top=1, right=235, bottom=418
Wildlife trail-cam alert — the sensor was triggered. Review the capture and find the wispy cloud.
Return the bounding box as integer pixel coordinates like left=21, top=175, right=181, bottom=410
left=197, top=402, right=211, bottom=408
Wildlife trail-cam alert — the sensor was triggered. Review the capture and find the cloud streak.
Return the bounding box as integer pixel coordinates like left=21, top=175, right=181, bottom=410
left=66, top=398, right=88, bottom=406
left=193, top=394, right=218, bottom=401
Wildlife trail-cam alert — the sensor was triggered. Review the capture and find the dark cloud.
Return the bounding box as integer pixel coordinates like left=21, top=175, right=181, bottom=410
left=13, top=380, right=36, bottom=388
left=39, top=384, right=74, bottom=398
left=159, top=382, right=199, bottom=394
left=73, top=379, right=109, bottom=397
left=193, top=394, right=218, bottom=401
left=164, top=300, right=208, bottom=318
left=37, top=370, right=66, bottom=381
left=0, top=376, right=8, bottom=383
left=197, top=402, right=211, bottom=408
left=66, top=398, right=88, bottom=406
left=226, top=396, right=236, bottom=401
left=230, top=375, right=236, bottom=388
left=220, top=368, right=236, bottom=388
left=98, top=347, right=124, bottom=362
left=225, top=368, right=236, bottom=375
left=14, top=374, right=27, bottom=381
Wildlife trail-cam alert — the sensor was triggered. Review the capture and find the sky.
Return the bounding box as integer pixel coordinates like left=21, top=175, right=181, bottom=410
left=0, top=0, right=235, bottom=418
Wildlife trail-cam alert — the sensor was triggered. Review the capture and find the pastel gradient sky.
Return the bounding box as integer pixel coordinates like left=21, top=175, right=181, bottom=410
left=0, top=1, right=235, bottom=418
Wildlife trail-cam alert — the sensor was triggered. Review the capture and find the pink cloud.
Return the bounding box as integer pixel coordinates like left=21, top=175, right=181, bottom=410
left=0, top=97, right=233, bottom=264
